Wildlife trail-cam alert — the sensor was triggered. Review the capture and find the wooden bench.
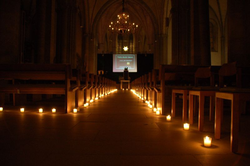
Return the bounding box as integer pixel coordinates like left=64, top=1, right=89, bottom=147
left=214, top=62, right=250, bottom=153
left=76, top=71, right=89, bottom=107
left=158, top=65, right=203, bottom=115
left=85, top=73, right=94, bottom=103
left=188, top=66, right=220, bottom=131
left=0, top=64, right=78, bottom=113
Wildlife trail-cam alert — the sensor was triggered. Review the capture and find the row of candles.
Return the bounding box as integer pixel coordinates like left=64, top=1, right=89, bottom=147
left=0, top=89, right=118, bottom=114
left=131, top=89, right=212, bottom=148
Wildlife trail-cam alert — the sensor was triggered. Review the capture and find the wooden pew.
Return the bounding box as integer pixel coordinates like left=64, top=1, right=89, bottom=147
left=76, top=71, right=89, bottom=107
left=159, top=65, right=203, bottom=115
left=188, top=66, right=220, bottom=131
left=0, top=64, right=78, bottom=113
left=214, top=62, right=250, bottom=153
left=85, top=73, right=94, bottom=103
left=152, top=69, right=160, bottom=109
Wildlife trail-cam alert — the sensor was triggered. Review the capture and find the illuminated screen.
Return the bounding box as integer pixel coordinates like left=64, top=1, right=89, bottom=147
left=113, top=54, right=137, bottom=72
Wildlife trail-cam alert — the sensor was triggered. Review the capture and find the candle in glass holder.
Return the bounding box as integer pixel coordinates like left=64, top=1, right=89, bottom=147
left=20, top=108, right=25, bottom=112
left=39, top=108, right=43, bottom=113
left=156, top=110, right=160, bottom=115
left=73, top=108, right=77, bottom=113
left=166, top=115, right=171, bottom=121
left=153, top=108, right=157, bottom=112
left=0, top=107, right=3, bottom=111
left=52, top=108, right=56, bottom=113
left=203, top=136, right=212, bottom=147
left=183, top=123, right=189, bottom=130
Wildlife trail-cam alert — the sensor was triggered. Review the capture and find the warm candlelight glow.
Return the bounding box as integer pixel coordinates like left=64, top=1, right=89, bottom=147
left=39, top=108, right=43, bottom=113
left=183, top=123, right=190, bottom=130
left=156, top=110, right=160, bottom=115
left=148, top=104, right=153, bottom=108
left=52, top=108, right=56, bottom=113
left=90, top=99, right=94, bottom=103
left=73, top=108, right=77, bottom=113
left=84, top=103, right=89, bottom=107
left=204, top=136, right=212, bottom=147
left=20, top=108, right=25, bottom=112
left=95, top=97, right=99, bottom=100
left=153, top=108, right=157, bottom=112
left=0, top=107, right=3, bottom=111
left=166, top=115, right=171, bottom=121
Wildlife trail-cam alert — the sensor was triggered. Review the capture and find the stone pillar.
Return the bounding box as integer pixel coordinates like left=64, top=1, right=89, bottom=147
left=55, top=0, right=69, bottom=63
left=50, top=0, right=57, bottom=63
left=227, top=0, right=250, bottom=66
left=171, top=0, right=190, bottom=65
left=55, top=0, right=77, bottom=65
left=190, top=0, right=210, bottom=66
left=33, top=0, right=52, bottom=63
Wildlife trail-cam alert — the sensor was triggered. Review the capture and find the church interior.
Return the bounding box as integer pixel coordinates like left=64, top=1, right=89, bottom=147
left=1, top=0, right=250, bottom=165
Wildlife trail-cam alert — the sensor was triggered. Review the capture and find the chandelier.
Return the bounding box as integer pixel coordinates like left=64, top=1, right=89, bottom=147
left=108, top=0, right=138, bottom=34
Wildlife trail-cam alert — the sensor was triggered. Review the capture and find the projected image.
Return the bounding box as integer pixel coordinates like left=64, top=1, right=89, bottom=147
left=113, top=54, right=137, bottom=72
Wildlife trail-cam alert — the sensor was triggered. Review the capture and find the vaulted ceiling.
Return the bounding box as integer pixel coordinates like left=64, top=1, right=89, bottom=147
left=82, top=0, right=169, bottom=53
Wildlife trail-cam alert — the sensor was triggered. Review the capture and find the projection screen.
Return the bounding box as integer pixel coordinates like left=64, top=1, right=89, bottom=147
left=113, top=54, right=137, bottom=72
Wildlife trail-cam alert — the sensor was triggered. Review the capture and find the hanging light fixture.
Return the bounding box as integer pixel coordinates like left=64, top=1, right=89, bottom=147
left=108, top=0, right=138, bottom=34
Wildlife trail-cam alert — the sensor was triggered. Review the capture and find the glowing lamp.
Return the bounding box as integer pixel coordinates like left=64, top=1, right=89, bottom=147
left=20, top=108, right=25, bottom=112
left=153, top=108, right=157, bottom=112
left=0, top=107, right=3, bottom=111
left=166, top=115, right=171, bottom=121
left=183, top=123, right=190, bottom=130
left=156, top=110, right=160, bottom=115
left=52, top=108, right=56, bottom=113
left=204, top=136, right=212, bottom=147
left=123, top=46, right=128, bottom=51
left=39, top=108, right=43, bottom=113
left=73, top=108, right=77, bottom=113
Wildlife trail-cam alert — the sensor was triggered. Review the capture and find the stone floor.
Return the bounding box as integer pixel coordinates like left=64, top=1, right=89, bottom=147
left=1, top=90, right=250, bottom=166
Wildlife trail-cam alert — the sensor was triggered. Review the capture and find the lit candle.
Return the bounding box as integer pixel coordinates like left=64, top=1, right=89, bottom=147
left=204, top=136, right=212, bottom=147
left=95, top=97, right=98, bottom=100
left=0, top=107, right=3, bottom=111
left=166, top=115, right=171, bottom=121
left=183, top=123, right=189, bottom=130
left=20, top=108, right=25, bottom=112
left=90, top=99, right=94, bottom=103
left=73, top=108, right=77, bottom=113
left=39, top=108, right=43, bottom=113
left=84, top=103, right=89, bottom=107
left=52, top=108, right=56, bottom=113
left=153, top=108, right=157, bottom=112
left=156, top=110, right=160, bottom=115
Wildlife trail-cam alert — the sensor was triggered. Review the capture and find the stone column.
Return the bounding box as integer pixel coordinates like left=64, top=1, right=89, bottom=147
left=190, top=0, right=210, bottom=66
left=55, top=0, right=69, bottom=63
left=171, top=0, right=190, bottom=65
left=34, top=0, right=52, bottom=64
left=227, top=0, right=250, bottom=66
